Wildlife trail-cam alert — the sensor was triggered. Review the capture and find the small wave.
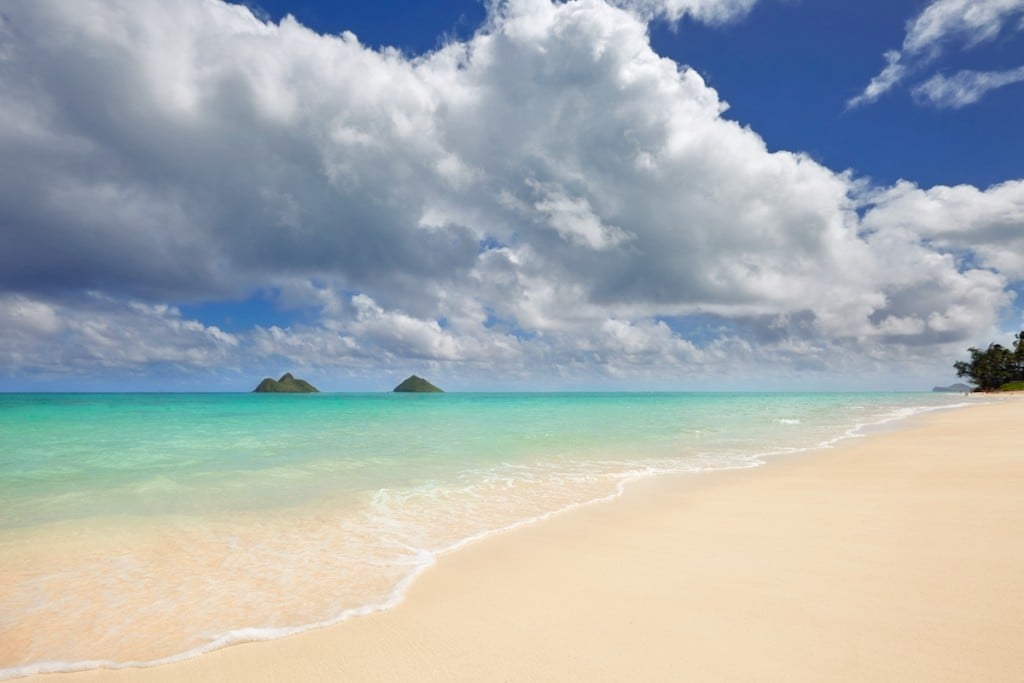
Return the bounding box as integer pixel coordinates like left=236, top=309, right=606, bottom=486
left=1, top=395, right=982, bottom=682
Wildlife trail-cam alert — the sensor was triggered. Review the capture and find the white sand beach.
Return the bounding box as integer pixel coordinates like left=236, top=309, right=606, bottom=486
left=28, top=397, right=1024, bottom=682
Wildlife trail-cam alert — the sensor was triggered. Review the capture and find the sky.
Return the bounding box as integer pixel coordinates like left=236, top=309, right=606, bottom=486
left=1, top=0, right=1023, bottom=392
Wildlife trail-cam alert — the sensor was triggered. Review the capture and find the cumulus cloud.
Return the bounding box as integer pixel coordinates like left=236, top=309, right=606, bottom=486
left=526, top=180, right=631, bottom=249
left=0, top=0, right=1020, bottom=388
left=849, top=0, right=1024, bottom=108
left=863, top=180, right=1024, bottom=280
left=0, top=293, right=239, bottom=374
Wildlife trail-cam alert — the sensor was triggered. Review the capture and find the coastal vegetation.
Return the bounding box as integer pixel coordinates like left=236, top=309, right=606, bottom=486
left=953, top=331, right=1024, bottom=391
left=253, top=373, right=319, bottom=393
left=393, top=375, right=443, bottom=392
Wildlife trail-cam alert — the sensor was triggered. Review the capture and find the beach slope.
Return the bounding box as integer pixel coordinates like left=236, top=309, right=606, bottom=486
left=30, top=398, right=1023, bottom=682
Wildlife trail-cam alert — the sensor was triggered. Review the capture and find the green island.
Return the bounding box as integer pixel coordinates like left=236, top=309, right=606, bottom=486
left=953, top=331, right=1024, bottom=391
left=253, top=373, right=319, bottom=393
left=393, top=375, right=443, bottom=393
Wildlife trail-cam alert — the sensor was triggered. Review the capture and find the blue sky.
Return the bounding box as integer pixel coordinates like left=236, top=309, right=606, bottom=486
left=1, top=0, right=1023, bottom=391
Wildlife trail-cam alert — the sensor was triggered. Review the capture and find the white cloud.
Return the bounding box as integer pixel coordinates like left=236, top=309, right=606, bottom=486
left=0, top=0, right=1020, bottom=388
left=863, top=180, right=1024, bottom=280
left=912, top=65, right=1024, bottom=108
left=528, top=180, right=631, bottom=249
left=612, top=0, right=758, bottom=24
left=902, top=0, right=1024, bottom=54
left=847, top=51, right=906, bottom=109
left=1, top=296, right=62, bottom=335
left=849, top=0, right=1024, bottom=108
left=0, top=294, right=239, bottom=373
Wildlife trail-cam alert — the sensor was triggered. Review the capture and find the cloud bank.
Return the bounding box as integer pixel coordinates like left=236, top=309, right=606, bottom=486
left=0, top=0, right=1021, bottom=389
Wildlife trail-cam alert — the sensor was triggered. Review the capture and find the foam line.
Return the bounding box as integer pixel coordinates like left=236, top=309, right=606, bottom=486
left=0, top=397, right=984, bottom=681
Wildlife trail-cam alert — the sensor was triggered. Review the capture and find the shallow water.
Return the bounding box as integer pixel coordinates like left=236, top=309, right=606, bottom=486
left=0, top=392, right=968, bottom=678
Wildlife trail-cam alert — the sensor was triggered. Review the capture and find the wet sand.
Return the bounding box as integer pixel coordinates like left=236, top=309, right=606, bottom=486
left=27, top=397, right=1024, bottom=682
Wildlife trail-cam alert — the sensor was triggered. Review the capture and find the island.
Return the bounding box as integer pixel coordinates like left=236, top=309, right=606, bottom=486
left=253, top=373, right=319, bottom=393
left=393, top=375, right=443, bottom=393
left=932, top=383, right=972, bottom=393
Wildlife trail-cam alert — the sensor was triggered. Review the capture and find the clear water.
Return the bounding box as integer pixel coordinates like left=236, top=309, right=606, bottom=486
left=0, top=392, right=968, bottom=678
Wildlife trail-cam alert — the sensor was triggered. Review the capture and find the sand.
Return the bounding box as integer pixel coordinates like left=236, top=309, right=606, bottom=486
left=27, top=397, right=1024, bottom=682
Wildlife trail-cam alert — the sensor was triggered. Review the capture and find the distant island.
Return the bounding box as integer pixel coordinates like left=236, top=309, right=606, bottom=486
left=393, top=375, right=443, bottom=393
left=932, top=383, right=972, bottom=393
left=253, top=373, right=319, bottom=393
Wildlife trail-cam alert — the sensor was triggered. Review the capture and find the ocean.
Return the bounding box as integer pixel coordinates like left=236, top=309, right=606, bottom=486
left=0, top=391, right=969, bottom=679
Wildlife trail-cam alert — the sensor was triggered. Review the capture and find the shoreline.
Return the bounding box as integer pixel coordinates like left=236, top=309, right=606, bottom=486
left=21, top=395, right=1024, bottom=682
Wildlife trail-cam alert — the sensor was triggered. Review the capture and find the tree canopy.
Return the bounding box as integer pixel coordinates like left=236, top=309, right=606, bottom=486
left=953, top=331, right=1024, bottom=391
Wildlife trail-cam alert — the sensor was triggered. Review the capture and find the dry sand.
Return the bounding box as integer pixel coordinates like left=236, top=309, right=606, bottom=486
left=29, top=397, right=1024, bottom=682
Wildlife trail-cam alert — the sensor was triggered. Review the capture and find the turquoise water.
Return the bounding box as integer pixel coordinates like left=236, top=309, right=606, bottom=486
left=0, top=392, right=968, bottom=678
